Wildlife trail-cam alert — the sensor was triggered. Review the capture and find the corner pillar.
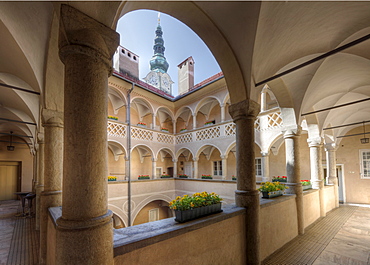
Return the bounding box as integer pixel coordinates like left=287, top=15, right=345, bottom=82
left=193, top=158, right=199, bottom=179
left=220, top=103, right=226, bottom=122
left=229, top=99, right=260, bottom=265
left=173, top=159, right=178, bottom=178
left=56, top=5, right=119, bottom=265
left=39, top=113, right=63, bottom=264
left=152, top=158, right=157, bottom=179
left=192, top=114, right=197, bottom=129
left=308, top=138, right=325, bottom=217
left=283, top=127, right=304, bottom=235
left=221, top=155, right=228, bottom=180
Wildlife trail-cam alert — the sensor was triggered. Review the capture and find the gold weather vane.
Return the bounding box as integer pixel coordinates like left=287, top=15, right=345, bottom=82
left=158, top=12, right=161, bottom=25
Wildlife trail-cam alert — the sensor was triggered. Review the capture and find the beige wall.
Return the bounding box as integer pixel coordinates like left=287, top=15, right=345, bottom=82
left=260, top=197, right=298, bottom=260
left=108, top=150, right=126, bottom=181
left=335, top=126, right=370, bottom=203
left=133, top=200, right=170, bottom=225
left=227, top=151, right=236, bottom=178
left=114, top=214, right=247, bottom=265
left=0, top=140, right=33, bottom=192
left=131, top=148, right=152, bottom=179
left=303, top=190, right=320, bottom=228
left=208, top=104, right=221, bottom=124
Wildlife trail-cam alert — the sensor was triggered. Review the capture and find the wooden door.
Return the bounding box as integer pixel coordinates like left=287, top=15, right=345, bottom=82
left=0, top=161, right=19, bottom=200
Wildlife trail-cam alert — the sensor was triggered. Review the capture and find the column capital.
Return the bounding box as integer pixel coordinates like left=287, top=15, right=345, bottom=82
left=42, top=108, right=64, bottom=128
left=282, top=125, right=301, bottom=139
left=220, top=155, right=228, bottom=160
left=324, top=143, right=336, bottom=151
left=261, top=151, right=269, bottom=157
left=59, top=4, right=119, bottom=72
left=193, top=158, right=199, bottom=162
left=220, top=103, right=225, bottom=108
left=229, top=99, right=260, bottom=122
left=172, top=159, right=178, bottom=163
left=307, top=137, right=322, bottom=148
left=37, top=132, right=45, bottom=143
left=151, top=158, right=157, bottom=162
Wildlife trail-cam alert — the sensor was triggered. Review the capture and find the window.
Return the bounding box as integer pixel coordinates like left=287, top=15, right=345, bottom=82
left=213, top=161, right=222, bottom=176
left=149, top=208, right=159, bottom=222
left=255, top=158, right=262, bottom=177
left=360, top=149, right=370, bottom=179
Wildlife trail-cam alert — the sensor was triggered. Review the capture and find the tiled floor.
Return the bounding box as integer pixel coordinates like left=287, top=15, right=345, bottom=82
left=0, top=200, right=39, bottom=265
left=263, top=204, right=370, bottom=265
left=0, top=200, right=369, bottom=265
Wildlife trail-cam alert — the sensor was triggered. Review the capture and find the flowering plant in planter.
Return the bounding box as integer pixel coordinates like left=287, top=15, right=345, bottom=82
left=138, top=175, right=150, bottom=180
left=160, top=174, right=172, bottom=178
left=272, top=176, right=287, bottom=182
left=232, top=175, right=237, bottom=180
left=204, top=120, right=215, bottom=126
left=169, top=192, right=222, bottom=211
left=108, top=115, right=118, bottom=121
left=301, top=180, right=311, bottom=186
left=201, top=174, right=212, bottom=179
left=178, top=174, right=188, bottom=178
left=108, top=176, right=117, bottom=181
left=161, top=127, right=169, bottom=132
left=258, top=182, right=288, bottom=192
left=180, top=128, right=187, bottom=132
left=137, top=122, right=146, bottom=126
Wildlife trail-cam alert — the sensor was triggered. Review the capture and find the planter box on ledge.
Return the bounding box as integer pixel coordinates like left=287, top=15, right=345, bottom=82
left=174, top=203, right=222, bottom=223
left=303, top=185, right=312, bottom=191
left=261, top=190, right=284, bottom=199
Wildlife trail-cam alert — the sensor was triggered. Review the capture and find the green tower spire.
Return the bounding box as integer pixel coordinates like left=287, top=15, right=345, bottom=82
left=149, top=13, right=169, bottom=73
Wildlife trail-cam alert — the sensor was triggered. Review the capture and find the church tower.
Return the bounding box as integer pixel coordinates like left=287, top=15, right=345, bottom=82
left=144, top=13, right=174, bottom=95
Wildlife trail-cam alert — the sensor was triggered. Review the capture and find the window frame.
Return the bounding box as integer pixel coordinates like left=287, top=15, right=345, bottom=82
left=255, top=157, right=262, bottom=177
left=359, top=149, right=370, bottom=179
left=213, top=160, right=222, bottom=176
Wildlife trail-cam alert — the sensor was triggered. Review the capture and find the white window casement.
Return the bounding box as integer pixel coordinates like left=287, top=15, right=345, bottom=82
left=213, top=161, right=222, bottom=176
left=149, top=208, right=159, bottom=222
left=255, top=158, right=262, bottom=178
left=360, top=149, right=370, bottom=179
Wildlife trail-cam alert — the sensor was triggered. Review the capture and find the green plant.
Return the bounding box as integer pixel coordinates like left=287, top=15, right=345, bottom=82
left=232, top=175, right=237, bottom=180
left=108, top=176, right=117, bottom=181
left=258, top=181, right=288, bottom=192
left=138, top=175, right=150, bottom=179
left=201, top=174, right=212, bottom=179
left=160, top=175, right=172, bottom=178
left=178, top=174, right=188, bottom=178
left=301, top=180, right=311, bottom=186
left=107, top=115, right=118, bottom=121
left=169, top=192, right=222, bottom=211
left=272, top=176, right=287, bottom=182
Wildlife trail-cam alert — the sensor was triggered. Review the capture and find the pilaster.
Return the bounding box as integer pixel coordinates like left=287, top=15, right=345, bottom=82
left=193, top=158, right=199, bottom=179
left=221, top=155, right=228, bottom=180
left=325, top=143, right=339, bottom=208
left=56, top=5, right=119, bottom=265
left=152, top=158, right=157, bottom=179
left=172, top=159, right=178, bottom=178
left=261, top=152, right=269, bottom=182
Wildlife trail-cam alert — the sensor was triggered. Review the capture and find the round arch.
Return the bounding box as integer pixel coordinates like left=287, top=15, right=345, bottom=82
left=175, top=147, right=195, bottom=161
left=195, top=144, right=222, bottom=160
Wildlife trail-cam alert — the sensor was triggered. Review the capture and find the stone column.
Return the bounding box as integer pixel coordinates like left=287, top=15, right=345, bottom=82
left=193, top=158, right=198, bottom=179
left=125, top=157, right=130, bottom=180
left=172, top=119, right=176, bottom=134
left=152, top=114, right=156, bottom=129
left=221, top=155, right=228, bottom=180
left=229, top=99, right=260, bottom=265
left=261, top=90, right=267, bottom=112
left=35, top=132, right=45, bottom=231
left=325, top=143, right=339, bottom=208
left=152, top=158, right=157, bottom=179
left=221, top=104, right=226, bottom=122
left=39, top=113, right=63, bottom=264
left=261, top=152, right=269, bottom=182
left=308, top=138, right=325, bottom=217
left=192, top=114, right=197, bottom=129
left=173, top=159, right=178, bottom=178
left=284, top=127, right=304, bottom=235
left=56, top=5, right=119, bottom=265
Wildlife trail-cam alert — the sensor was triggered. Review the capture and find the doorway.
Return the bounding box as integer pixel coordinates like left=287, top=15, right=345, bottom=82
left=0, top=161, right=20, bottom=200
left=323, top=164, right=345, bottom=203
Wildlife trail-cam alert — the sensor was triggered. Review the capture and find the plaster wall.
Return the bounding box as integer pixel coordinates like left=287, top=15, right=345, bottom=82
left=208, top=104, right=221, bottom=124
left=259, top=196, right=298, bottom=260
left=133, top=200, right=170, bottom=225
left=335, top=126, right=370, bottom=203
left=323, top=185, right=336, bottom=212
left=0, top=141, right=33, bottom=191
left=227, top=151, right=236, bottom=178
left=47, top=214, right=57, bottom=265
left=114, top=214, right=246, bottom=265
left=108, top=150, right=125, bottom=180
left=302, top=190, right=320, bottom=228
left=131, top=149, right=152, bottom=179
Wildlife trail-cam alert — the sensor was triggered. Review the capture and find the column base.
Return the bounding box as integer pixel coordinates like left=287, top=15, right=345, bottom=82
left=56, top=210, right=113, bottom=265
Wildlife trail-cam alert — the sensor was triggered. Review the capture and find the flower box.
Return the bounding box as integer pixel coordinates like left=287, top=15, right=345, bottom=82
left=261, top=190, right=284, bottom=198
left=108, top=116, right=118, bottom=121
left=138, top=175, right=150, bottom=180
left=174, top=203, right=222, bottom=223
left=160, top=175, right=172, bottom=178
left=272, top=176, right=287, bottom=182
left=137, top=123, right=146, bottom=128
left=108, top=176, right=117, bottom=181
left=180, top=129, right=187, bottom=132
left=201, top=175, right=213, bottom=179
left=303, top=184, right=312, bottom=191
left=178, top=174, right=188, bottom=178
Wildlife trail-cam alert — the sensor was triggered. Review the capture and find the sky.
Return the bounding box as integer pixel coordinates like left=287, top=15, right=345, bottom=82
left=117, top=10, right=221, bottom=96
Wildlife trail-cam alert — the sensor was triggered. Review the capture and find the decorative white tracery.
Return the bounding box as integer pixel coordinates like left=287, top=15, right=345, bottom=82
left=107, top=121, right=127, bottom=138
left=196, top=126, right=220, bottom=141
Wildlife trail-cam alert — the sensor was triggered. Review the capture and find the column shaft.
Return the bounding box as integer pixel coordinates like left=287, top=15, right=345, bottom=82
left=326, top=144, right=339, bottom=207
left=229, top=99, right=260, bottom=264
left=35, top=134, right=45, bottom=230
left=193, top=114, right=197, bottom=129
left=284, top=128, right=304, bottom=235
left=261, top=152, right=269, bottom=182
left=309, top=140, right=325, bottom=217
left=152, top=159, right=157, bottom=179
left=221, top=104, right=225, bottom=122
left=173, top=159, right=177, bottom=178
left=193, top=158, right=198, bottom=179
left=39, top=116, right=63, bottom=264
left=56, top=5, right=119, bottom=265
left=221, top=155, right=227, bottom=180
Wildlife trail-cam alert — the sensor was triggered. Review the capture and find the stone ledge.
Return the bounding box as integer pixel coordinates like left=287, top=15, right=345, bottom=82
left=260, top=194, right=296, bottom=208
left=113, top=204, right=246, bottom=257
